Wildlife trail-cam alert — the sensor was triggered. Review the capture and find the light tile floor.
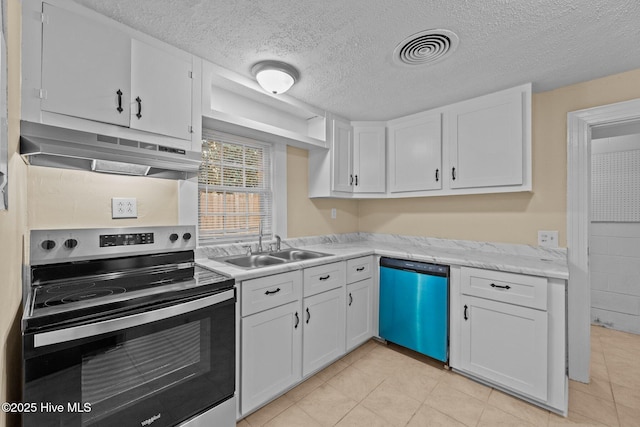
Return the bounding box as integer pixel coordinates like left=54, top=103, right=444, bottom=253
left=238, top=325, right=640, bottom=426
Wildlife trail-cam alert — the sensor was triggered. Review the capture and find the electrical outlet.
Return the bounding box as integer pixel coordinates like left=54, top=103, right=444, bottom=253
left=538, top=230, right=559, bottom=248
left=112, top=197, right=138, bottom=219
left=331, top=208, right=337, bottom=219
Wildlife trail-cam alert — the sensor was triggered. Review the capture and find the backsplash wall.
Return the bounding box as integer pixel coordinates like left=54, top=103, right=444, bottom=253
left=28, top=166, right=179, bottom=229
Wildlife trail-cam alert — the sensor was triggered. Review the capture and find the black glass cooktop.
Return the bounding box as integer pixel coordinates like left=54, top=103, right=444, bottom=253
left=24, top=251, right=234, bottom=331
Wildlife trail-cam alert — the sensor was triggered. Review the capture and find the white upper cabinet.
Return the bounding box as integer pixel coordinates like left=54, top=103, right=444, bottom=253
left=331, top=118, right=354, bottom=193
left=308, top=84, right=530, bottom=199
left=448, top=86, right=527, bottom=189
left=324, top=119, right=386, bottom=195
left=23, top=1, right=200, bottom=150
left=41, top=3, right=131, bottom=127
left=130, top=39, right=192, bottom=140
left=387, top=112, right=442, bottom=193
left=352, top=124, right=386, bottom=193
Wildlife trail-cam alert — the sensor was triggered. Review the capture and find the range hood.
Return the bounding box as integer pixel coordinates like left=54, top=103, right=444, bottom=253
left=20, top=122, right=201, bottom=180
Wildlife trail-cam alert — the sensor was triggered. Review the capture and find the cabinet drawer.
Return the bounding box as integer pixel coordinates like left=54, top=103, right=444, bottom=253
left=461, top=267, right=547, bottom=310
left=303, top=262, right=346, bottom=297
left=346, top=256, right=373, bottom=283
left=242, top=271, right=302, bottom=316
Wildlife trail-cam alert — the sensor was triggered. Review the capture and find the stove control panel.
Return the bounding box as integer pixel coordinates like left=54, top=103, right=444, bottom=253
left=30, top=226, right=197, bottom=265
left=100, top=233, right=155, bottom=247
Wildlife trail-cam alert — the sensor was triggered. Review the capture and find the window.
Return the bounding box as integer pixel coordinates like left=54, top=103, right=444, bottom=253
left=198, top=130, right=272, bottom=244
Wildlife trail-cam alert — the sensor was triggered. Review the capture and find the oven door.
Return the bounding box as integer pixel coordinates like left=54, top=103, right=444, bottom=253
left=23, top=289, right=235, bottom=427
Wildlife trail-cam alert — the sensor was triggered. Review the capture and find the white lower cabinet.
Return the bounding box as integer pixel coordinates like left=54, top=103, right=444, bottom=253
left=240, top=262, right=348, bottom=417
left=302, top=287, right=346, bottom=377
left=346, top=277, right=374, bottom=351
left=241, top=301, right=302, bottom=415
left=451, top=266, right=567, bottom=415
left=345, top=256, right=374, bottom=351
left=460, top=295, right=548, bottom=401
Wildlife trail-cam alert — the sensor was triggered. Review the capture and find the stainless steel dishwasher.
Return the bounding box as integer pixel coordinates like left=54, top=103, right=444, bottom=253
left=379, top=257, right=449, bottom=363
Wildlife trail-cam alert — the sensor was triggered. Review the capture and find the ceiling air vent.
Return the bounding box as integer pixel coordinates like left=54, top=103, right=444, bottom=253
left=393, top=29, right=459, bottom=66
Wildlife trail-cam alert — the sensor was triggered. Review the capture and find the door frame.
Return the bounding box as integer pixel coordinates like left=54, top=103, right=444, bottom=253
left=567, top=98, right=640, bottom=382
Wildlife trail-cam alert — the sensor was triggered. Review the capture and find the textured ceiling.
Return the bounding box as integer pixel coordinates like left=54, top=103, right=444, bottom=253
left=73, top=0, right=640, bottom=121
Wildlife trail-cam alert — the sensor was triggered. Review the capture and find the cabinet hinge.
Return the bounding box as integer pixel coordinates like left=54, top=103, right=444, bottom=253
left=41, top=13, right=49, bottom=24
left=37, top=88, right=48, bottom=99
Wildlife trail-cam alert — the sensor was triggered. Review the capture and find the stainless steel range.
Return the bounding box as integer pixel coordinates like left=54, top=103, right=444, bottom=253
left=22, top=226, right=236, bottom=427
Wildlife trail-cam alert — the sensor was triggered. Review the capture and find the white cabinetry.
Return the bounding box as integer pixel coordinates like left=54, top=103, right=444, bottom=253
left=448, top=87, right=527, bottom=189
left=240, top=271, right=302, bottom=415
left=331, top=120, right=386, bottom=194
left=240, top=261, right=354, bottom=416
left=308, top=84, right=530, bottom=199
left=331, top=118, right=354, bottom=192
left=345, top=257, right=374, bottom=351
left=302, top=287, right=346, bottom=376
left=302, top=262, right=346, bottom=377
left=41, top=3, right=130, bottom=127
left=23, top=1, right=199, bottom=150
left=460, top=295, right=548, bottom=400
left=129, top=39, right=192, bottom=140
left=352, top=124, right=386, bottom=193
left=450, top=266, right=567, bottom=415
left=387, top=112, right=442, bottom=193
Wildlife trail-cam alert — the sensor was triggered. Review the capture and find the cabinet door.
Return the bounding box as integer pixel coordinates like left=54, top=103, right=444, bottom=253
left=331, top=119, right=353, bottom=193
left=460, top=295, right=548, bottom=401
left=302, top=288, right=346, bottom=377
left=41, top=3, right=130, bottom=126
left=346, top=278, right=373, bottom=351
left=449, top=89, right=524, bottom=188
left=130, top=39, right=193, bottom=141
left=241, top=301, right=302, bottom=414
left=353, top=126, right=386, bottom=193
left=388, top=113, right=442, bottom=192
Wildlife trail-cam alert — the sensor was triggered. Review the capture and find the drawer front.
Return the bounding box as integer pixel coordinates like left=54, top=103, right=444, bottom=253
left=461, top=267, right=547, bottom=310
left=303, top=261, right=346, bottom=297
left=242, top=270, right=302, bottom=316
left=346, top=256, right=373, bottom=283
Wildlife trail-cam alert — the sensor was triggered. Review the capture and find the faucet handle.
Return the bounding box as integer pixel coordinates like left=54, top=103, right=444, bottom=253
left=242, top=245, right=252, bottom=255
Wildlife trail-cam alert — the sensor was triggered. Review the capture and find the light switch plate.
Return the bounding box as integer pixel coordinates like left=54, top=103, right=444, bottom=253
left=112, top=197, right=137, bottom=219
left=538, top=230, right=559, bottom=247
left=331, top=208, right=337, bottom=219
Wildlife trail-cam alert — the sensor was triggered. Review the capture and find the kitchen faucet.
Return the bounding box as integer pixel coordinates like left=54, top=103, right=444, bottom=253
left=257, top=219, right=263, bottom=253
left=275, top=235, right=281, bottom=251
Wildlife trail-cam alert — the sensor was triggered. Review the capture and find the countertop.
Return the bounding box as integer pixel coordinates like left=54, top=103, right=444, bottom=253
left=196, top=233, right=569, bottom=281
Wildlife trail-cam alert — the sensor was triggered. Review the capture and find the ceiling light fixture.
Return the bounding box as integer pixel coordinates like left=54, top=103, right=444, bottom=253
left=251, top=60, right=299, bottom=95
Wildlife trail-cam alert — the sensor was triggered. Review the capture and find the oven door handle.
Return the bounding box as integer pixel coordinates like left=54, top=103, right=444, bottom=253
left=33, top=289, right=235, bottom=348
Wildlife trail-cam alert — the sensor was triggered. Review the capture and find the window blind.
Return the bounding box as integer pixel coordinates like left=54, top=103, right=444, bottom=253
left=199, top=130, right=272, bottom=244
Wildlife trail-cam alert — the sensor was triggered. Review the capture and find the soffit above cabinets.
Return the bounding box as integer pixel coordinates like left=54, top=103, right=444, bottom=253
left=73, top=0, right=640, bottom=121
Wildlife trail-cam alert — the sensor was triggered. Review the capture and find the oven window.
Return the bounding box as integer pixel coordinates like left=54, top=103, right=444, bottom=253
left=81, top=321, right=210, bottom=425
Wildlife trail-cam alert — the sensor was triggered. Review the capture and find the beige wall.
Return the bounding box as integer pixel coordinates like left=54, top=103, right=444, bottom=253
left=358, top=68, right=640, bottom=247
left=287, top=146, right=358, bottom=237
left=28, top=167, right=179, bottom=229
left=1, top=1, right=25, bottom=426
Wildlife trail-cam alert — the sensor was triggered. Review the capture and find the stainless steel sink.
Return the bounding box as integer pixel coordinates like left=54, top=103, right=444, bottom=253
left=222, top=254, right=287, bottom=269
left=215, top=248, right=331, bottom=269
left=269, top=249, right=331, bottom=261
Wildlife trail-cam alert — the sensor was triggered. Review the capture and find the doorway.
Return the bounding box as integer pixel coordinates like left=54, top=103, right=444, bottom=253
left=567, top=98, right=640, bottom=382
left=590, top=123, right=640, bottom=334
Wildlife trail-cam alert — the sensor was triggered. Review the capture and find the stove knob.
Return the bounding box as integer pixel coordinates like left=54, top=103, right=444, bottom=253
left=169, top=233, right=179, bottom=242
left=183, top=232, right=192, bottom=241
left=64, top=238, right=78, bottom=249
left=41, top=240, right=56, bottom=250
